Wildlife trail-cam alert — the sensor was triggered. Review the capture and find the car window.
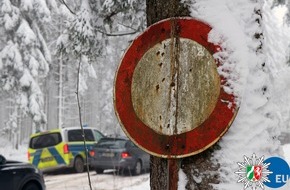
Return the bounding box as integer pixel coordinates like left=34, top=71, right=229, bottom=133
left=30, top=133, right=62, bottom=149
left=96, top=139, right=127, bottom=149
left=93, top=130, right=104, bottom=142
left=0, top=155, right=6, bottom=165
left=125, top=141, right=137, bottom=148
left=68, top=129, right=95, bottom=142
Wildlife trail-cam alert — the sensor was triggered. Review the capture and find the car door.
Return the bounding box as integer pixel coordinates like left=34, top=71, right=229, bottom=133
left=0, top=164, right=17, bottom=190
left=29, top=132, right=65, bottom=170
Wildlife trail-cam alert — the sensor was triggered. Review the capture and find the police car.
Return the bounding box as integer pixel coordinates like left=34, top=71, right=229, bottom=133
left=28, top=127, right=104, bottom=173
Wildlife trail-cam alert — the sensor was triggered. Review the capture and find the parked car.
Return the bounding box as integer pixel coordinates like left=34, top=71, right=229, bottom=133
left=0, top=155, right=46, bottom=190
left=28, top=127, right=104, bottom=173
left=90, top=137, right=150, bottom=175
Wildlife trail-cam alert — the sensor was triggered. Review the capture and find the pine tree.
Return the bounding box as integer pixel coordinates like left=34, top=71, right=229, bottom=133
left=0, top=0, right=52, bottom=133
left=55, top=0, right=146, bottom=131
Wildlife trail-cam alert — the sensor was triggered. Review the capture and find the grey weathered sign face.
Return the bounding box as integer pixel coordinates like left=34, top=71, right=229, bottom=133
left=131, top=38, right=220, bottom=136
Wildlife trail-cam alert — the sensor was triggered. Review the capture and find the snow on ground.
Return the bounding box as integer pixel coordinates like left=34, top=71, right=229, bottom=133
left=44, top=171, right=149, bottom=190
left=1, top=142, right=290, bottom=189
left=0, top=140, right=27, bottom=162
left=0, top=140, right=150, bottom=190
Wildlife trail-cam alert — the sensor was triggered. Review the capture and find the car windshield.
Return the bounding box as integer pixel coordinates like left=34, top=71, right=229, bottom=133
left=96, top=139, right=127, bottom=149
left=30, top=132, right=62, bottom=149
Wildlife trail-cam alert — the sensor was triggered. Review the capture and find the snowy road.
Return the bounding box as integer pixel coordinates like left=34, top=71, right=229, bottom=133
left=44, top=171, right=150, bottom=190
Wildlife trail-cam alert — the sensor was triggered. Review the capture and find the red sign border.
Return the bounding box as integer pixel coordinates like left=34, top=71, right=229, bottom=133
left=114, top=17, right=238, bottom=158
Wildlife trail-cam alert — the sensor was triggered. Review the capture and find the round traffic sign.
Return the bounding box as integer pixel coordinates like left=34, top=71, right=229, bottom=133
left=114, top=17, right=238, bottom=158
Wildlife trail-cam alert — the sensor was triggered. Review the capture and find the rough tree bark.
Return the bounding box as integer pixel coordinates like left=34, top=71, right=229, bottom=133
left=147, top=1, right=221, bottom=189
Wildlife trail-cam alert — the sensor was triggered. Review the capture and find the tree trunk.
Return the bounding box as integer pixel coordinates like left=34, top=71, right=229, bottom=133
left=146, top=0, right=190, bottom=26
left=147, top=1, right=220, bottom=189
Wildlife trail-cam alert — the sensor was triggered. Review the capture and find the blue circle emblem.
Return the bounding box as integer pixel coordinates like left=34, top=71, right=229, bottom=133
left=263, top=157, right=289, bottom=188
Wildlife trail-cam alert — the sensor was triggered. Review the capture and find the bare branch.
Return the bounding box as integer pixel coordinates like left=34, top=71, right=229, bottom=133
left=59, top=0, right=76, bottom=15
left=104, top=11, right=118, bottom=22
left=118, top=22, right=139, bottom=31
left=96, top=29, right=139, bottom=37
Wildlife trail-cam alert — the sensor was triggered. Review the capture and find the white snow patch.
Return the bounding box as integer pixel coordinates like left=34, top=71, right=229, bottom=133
left=182, top=0, right=290, bottom=189
left=17, top=20, right=37, bottom=47
left=178, top=168, right=188, bottom=190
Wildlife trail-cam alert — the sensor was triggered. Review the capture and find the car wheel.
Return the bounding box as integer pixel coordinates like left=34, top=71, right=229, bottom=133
left=95, top=168, right=104, bottom=174
left=23, top=182, right=40, bottom=190
left=74, top=156, right=84, bottom=173
left=132, top=160, right=142, bottom=175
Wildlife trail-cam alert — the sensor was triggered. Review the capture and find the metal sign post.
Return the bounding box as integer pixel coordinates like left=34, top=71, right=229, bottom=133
left=168, top=159, right=180, bottom=190
left=114, top=17, right=239, bottom=189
